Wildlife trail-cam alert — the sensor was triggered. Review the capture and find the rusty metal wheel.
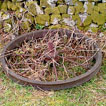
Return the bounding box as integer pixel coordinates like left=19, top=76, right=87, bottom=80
left=1, top=29, right=102, bottom=90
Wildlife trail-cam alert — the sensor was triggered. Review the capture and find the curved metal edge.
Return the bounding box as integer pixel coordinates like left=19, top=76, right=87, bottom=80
left=1, top=30, right=103, bottom=90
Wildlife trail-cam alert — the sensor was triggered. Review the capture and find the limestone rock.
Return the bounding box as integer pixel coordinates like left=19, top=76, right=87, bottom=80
left=79, top=13, right=88, bottom=23
left=83, top=2, right=88, bottom=13
left=47, top=0, right=57, bottom=7
left=102, top=0, right=106, bottom=2
left=35, top=2, right=44, bottom=15
left=99, top=32, right=104, bottom=37
left=90, top=23, right=98, bottom=28
left=62, top=17, right=75, bottom=27
left=68, top=6, right=75, bottom=15
left=65, top=0, right=73, bottom=5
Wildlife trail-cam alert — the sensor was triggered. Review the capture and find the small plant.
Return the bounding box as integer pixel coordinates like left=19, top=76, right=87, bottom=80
left=35, top=24, right=44, bottom=30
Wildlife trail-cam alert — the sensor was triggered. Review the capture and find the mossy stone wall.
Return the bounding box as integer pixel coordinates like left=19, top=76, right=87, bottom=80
left=0, top=0, right=106, bottom=33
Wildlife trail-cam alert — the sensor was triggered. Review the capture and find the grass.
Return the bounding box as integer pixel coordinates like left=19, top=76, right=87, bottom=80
left=0, top=59, right=106, bottom=106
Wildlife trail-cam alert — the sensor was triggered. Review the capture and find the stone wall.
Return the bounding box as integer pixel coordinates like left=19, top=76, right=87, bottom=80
left=0, top=0, right=106, bottom=33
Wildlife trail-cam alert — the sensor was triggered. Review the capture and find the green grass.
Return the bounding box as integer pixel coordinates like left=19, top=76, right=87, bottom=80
left=0, top=59, right=106, bottom=106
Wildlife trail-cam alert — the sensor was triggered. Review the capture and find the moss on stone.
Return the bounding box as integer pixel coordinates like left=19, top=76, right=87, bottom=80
left=57, top=0, right=64, bottom=5
left=58, top=5, right=67, bottom=14
left=61, top=25, right=71, bottom=29
left=2, top=14, right=10, bottom=20
left=87, top=3, right=93, bottom=15
left=25, top=13, right=34, bottom=23
left=68, top=6, right=75, bottom=15
left=98, top=3, right=106, bottom=14
left=0, top=22, right=2, bottom=29
left=5, top=19, right=12, bottom=24
left=91, top=11, right=105, bottom=25
left=75, top=2, right=84, bottom=14
left=21, top=21, right=31, bottom=30
left=26, top=2, right=37, bottom=16
left=12, top=0, right=17, bottom=3
left=77, top=26, right=84, bottom=30
left=35, top=14, right=50, bottom=25
left=52, top=7, right=60, bottom=14
left=0, top=11, right=3, bottom=17
left=84, top=26, right=89, bottom=31
left=72, top=13, right=79, bottom=21
left=49, top=24, right=61, bottom=29
left=76, top=18, right=82, bottom=26
left=3, top=23, right=11, bottom=32
left=91, top=27, right=98, bottom=32
left=93, top=6, right=99, bottom=12
left=62, top=14, right=70, bottom=19
left=0, top=1, right=2, bottom=9
left=83, top=16, right=92, bottom=26
left=15, top=10, right=23, bottom=18
left=40, top=0, right=50, bottom=8
left=51, top=15, right=61, bottom=24
left=7, top=1, right=19, bottom=11
left=45, top=7, right=52, bottom=14
left=97, top=14, right=105, bottom=25
left=72, top=0, right=78, bottom=4
left=1, top=1, right=8, bottom=11
left=91, top=11, right=98, bottom=23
